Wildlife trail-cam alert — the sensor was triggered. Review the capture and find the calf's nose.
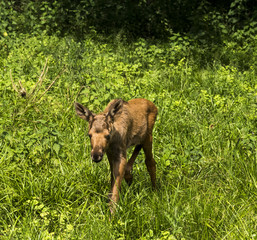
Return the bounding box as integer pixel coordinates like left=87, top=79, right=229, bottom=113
left=91, top=151, right=103, bottom=163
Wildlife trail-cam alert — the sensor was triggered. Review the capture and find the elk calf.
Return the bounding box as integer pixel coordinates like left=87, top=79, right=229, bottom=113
left=75, top=98, right=158, bottom=212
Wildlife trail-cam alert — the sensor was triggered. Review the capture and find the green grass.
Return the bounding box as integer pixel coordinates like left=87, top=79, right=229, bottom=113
left=1, top=34, right=257, bottom=239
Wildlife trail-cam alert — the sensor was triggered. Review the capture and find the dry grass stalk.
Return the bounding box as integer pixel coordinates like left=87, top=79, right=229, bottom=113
left=10, top=69, right=19, bottom=93
left=10, top=69, right=27, bottom=98
left=29, top=58, right=49, bottom=97
left=36, top=66, right=66, bottom=102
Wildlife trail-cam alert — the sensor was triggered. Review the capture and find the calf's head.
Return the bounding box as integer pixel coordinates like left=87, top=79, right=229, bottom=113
left=75, top=99, right=123, bottom=163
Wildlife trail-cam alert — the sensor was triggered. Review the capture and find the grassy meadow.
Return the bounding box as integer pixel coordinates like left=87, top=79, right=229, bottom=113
left=1, top=34, right=257, bottom=239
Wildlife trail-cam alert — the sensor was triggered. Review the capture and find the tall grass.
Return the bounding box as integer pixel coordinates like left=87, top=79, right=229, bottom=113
left=0, top=34, right=257, bottom=239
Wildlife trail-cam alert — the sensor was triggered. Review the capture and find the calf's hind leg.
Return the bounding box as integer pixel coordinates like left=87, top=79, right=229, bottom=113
left=143, top=135, right=156, bottom=189
left=124, top=145, right=142, bottom=186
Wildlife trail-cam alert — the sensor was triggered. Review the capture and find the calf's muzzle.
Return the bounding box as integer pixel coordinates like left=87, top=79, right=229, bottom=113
left=91, top=147, right=104, bottom=163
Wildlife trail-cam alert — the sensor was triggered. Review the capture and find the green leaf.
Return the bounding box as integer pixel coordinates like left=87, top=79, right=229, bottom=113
left=53, top=143, right=60, bottom=155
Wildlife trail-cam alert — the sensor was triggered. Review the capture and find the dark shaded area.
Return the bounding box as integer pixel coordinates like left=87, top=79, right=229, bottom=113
left=1, top=0, right=257, bottom=40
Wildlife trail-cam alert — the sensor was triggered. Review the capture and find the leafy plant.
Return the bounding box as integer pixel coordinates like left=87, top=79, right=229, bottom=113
left=1, top=31, right=257, bottom=239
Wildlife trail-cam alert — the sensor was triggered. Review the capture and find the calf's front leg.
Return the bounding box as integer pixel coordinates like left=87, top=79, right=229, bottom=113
left=107, top=153, right=127, bottom=213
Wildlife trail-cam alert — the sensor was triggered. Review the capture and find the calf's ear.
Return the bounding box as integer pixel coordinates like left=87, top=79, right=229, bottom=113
left=74, top=102, right=94, bottom=122
left=107, top=99, right=123, bottom=119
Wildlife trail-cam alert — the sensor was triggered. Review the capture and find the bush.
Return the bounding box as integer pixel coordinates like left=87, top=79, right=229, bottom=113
left=1, top=0, right=257, bottom=40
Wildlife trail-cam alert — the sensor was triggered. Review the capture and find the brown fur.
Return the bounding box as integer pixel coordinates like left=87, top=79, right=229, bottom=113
left=75, top=98, right=158, bottom=213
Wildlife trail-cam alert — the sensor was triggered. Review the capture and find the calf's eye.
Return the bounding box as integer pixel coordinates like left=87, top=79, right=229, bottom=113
left=105, top=134, right=111, bottom=140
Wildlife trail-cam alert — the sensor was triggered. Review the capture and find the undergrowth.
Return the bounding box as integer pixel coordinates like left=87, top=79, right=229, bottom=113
left=0, top=33, right=257, bottom=239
